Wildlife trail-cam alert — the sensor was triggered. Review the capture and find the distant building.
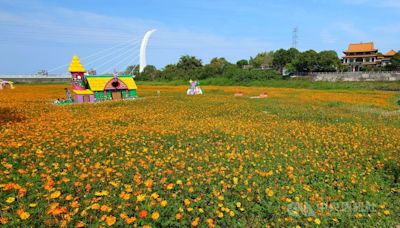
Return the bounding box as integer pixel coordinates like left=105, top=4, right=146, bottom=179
left=377, top=50, right=397, bottom=66
left=343, top=42, right=397, bottom=71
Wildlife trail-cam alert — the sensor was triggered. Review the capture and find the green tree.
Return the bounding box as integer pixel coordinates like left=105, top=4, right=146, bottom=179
left=125, top=64, right=140, bottom=75
left=176, top=55, right=203, bottom=71
left=292, top=50, right=319, bottom=72
left=283, top=62, right=296, bottom=75
left=250, top=52, right=274, bottom=69
left=141, top=65, right=159, bottom=81
left=287, top=48, right=300, bottom=59
left=317, top=50, right=340, bottom=72
left=236, top=59, right=249, bottom=68
left=159, top=64, right=181, bottom=80
left=207, top=57, right=230, bottom=75
left=273, top=49, right=299, bottom=74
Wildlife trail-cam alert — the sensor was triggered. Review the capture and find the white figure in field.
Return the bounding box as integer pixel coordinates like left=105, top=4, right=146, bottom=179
left=187, top=80, right=203, bottom=95
left=0, top=79, right=15, bottom=90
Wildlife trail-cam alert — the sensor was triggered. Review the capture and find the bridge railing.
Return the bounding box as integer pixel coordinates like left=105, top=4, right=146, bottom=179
left=0, top=74, right=70, bottom=78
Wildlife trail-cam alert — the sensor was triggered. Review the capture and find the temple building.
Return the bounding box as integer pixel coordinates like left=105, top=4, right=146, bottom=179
left=343, top=42, right=397, bottom=71
left=343, top=42, right=378, bottom=72
left=378, top=50, right=398, bottom=66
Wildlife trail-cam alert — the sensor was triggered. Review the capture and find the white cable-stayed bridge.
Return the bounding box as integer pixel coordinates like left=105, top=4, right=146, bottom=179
left=1, top=30, right=156, bottom=79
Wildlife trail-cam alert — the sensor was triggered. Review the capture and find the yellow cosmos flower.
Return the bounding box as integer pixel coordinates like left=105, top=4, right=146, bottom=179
left=191, top=217, right=200, bottom=227
left=151, top=193, right=159, bottom=199
left=383, top=210, right=390, bottom=216
left=151, top=212, right=160, bottom=220
left=175, top=213, right=183, bottom=220
left=5, top=197, right=15, bottom=204
left=160, top=200, right=168, bottom=206
left=184, top=199, right=190, bottom=206
left=120, top=192, right=131, bottom=200
left=94, top=190, right=109, bottom=196
left=91, top=203, right=101, bottom=210
left=265, top=188, right=274, bottom=197
left=100, top=205, right=112, bottom=212
left=137, top=194, right=146, bottom=202
left=50, top=191, right=61, bottom=199
left=233, top=177, right=238, bottom=185
left=167, top=183, right=174, bottom=190
left=216, top=210, right=223, bottom=218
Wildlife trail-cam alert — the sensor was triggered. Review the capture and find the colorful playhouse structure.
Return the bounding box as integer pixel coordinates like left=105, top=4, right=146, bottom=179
left=186, top=80, right=203, bottom=95
left=67, top=55, right=138, bottom=103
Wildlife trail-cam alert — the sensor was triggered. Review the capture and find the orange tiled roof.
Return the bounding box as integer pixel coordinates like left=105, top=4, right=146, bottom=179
left=344, top=42, right=377, bottom=53
left=384, top=50, right=397, bottom=56
left=343, top=54, right=377, bottom=58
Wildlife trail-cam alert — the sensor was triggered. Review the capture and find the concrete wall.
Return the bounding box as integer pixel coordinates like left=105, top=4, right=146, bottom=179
left=310, top=72, right=400, bottom=82
left=1, top=78, right=70, bottom=84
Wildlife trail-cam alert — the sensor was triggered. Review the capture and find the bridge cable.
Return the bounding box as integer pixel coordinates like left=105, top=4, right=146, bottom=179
left=47, top=37, right=141, bottom=73
left=96, top=45, right=141, bottom=74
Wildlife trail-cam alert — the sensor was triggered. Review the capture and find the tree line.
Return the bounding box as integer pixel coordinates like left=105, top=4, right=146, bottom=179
left=125, top=48, right=400, bottom=81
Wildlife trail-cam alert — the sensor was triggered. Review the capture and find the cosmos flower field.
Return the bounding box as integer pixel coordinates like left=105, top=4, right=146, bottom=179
left=0, top=84, right=399, bottom=227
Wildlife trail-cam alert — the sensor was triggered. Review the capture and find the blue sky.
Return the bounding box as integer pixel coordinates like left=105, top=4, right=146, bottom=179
left=0, top=0, right=399, bottom=74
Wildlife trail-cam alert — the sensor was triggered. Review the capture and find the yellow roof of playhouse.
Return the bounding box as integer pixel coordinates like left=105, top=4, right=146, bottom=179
left=86, top=76, right=137, bottom=91
left=73, top=89, right=93, bottom=95
left=68, top=55, right=86, bottom=73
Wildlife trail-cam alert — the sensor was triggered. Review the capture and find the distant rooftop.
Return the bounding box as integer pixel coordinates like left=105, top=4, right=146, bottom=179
left=344, top=42, right=377, bottom=53
left=384, top=50, right=397, bottom=56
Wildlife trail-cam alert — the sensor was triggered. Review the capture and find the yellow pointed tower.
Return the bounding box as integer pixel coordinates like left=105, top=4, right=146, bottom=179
left=69, top=55, right=86, bottom=90
left=68, top=55, right=86, bottom=73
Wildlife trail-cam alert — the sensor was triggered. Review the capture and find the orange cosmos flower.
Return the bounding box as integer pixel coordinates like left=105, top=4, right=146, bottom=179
left=138, top=210, right=148, bottom=218
left=105, top=215, right=116, bottom=226
left=17, top=209, right=30, bottom=220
